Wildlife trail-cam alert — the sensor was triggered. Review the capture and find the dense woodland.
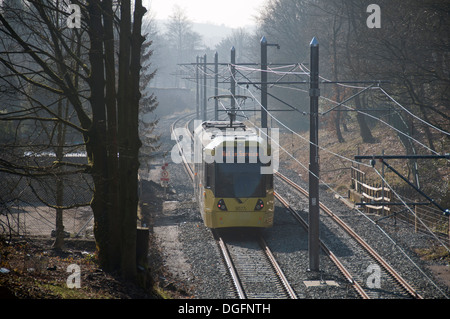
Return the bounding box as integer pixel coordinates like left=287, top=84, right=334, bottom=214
left=0, top=0, right=449, bottom=285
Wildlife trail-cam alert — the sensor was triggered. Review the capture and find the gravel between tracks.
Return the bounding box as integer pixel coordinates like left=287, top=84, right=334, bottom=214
left=144, top=114, right=450, bottom=299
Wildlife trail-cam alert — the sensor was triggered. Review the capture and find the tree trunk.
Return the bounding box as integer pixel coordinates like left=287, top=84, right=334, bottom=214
left=53, top=99, right=66, bottom=251
left=53, top=192, right=64, bottom=250
left=87, top=0, right=119, bottom=272
left=102, top=0, right=121, bottom=271
left=85, top=0, right=146, bottom=279
left=331, top=13, right=345, bottom=143
left=419, top=105, right=436, bottom=152
left=354, top=93, right=375, bottom=143
left=334, top=93, right=345, bottom=143
left=117, top=0, right=134, bottom=281
left=0, top=1, right=149, bottom=281
left=116, top=0, right=146, bottom=281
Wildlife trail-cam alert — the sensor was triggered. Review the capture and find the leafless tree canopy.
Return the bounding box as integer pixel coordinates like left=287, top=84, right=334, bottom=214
left=0, top=0, right=157, bottom=281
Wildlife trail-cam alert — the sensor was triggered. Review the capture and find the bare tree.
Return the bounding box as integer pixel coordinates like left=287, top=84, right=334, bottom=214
left=257, top=0, right=449, bottom=148
left=139, top=13, right=160, bottom=172
left=164, top=5, right=203, bottom=78
left=215, top=28, right=255, bottom=63
left=0, top=0, right=154, bottom=282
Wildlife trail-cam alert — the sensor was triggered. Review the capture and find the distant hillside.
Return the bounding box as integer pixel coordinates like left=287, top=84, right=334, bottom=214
left=192, top=22, right=233, bottom=47
left=156, top=19, right=255, bottom=48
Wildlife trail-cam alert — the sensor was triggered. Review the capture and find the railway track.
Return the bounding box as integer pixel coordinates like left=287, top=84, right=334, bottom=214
left=275, top=171, right=423, bottom=299
left=213, top=229, right=297, bottom=299
left=171, top=114, right=297, bottom=299
left=172, top=114, right=422, bottom=299
left=274, top=191, right=369, bottom=299
left=170, top=113, right=196, bottom=179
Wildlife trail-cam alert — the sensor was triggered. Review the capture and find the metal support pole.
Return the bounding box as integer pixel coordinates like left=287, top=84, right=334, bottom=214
left=308, top=37, right=320, bottom=272
left=199, top=56, right=204, bottom=120
left=215, top=52, right=219, bottom=121
left=382, top=149, right=385, bottom=216
left=380, top=159, right=448, bottom=214
left=203, top=54, right=207, bottom=121
left=261, top=37, right=268, bottom=129
left=355, top=154, right=450, bottom=160
left=260, top=37, right=279, bottom=128
left=196, top=56, right=199, bottom=119
left=230, top=47, right=236, bottom=126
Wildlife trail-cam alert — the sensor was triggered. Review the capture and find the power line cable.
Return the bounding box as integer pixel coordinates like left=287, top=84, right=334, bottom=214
left=300, top=62, right=450, bottom=137
left=372, top=165, right=450, bottom=253
left=245, top=112, right=449, bottom=298
left=210, top=52, right=449, bottom=298
left=230, top=69, right=374, bottom=168
left=270, top=81, right=441, bottom=156
left=247, top=113, right=449, bottom=299
left=379, top=87, right=450, bottom=136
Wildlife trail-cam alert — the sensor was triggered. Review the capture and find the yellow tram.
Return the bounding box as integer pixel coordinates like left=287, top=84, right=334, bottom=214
left=194, top=121, right=274, bottom=228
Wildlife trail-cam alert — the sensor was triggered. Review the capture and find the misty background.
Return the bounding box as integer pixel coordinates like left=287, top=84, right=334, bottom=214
left=144, top=0, right=449, bottom=142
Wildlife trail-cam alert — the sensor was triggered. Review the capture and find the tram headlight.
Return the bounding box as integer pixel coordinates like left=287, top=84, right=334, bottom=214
left=217, top=199, right=227, bottom=211
left=255, top=199, right=264, bottom=210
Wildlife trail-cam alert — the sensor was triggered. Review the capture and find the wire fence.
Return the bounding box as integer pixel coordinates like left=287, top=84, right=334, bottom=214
left=350, top=166, right=449, bottom=242
left=0, top=155, right=94, bottom=241
left=1, top=204, right=94, bottom=239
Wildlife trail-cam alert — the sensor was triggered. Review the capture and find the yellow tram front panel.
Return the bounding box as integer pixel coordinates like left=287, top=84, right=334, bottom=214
left=202, top=189, right=274, bottom=228
left=195, top=121, right=276, bottom=229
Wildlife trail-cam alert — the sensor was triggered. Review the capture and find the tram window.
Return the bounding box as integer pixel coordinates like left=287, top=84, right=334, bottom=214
left=205, top=163, right=214, bottom=189
left=215, top=163, right=265, bottom=198
left=266, top=173, right=273, bottom=189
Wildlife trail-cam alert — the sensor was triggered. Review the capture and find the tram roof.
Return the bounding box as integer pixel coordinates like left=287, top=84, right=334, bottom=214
left=202, top=121, right=247, bottom=130
left=194, top=120, right=270, bottom=151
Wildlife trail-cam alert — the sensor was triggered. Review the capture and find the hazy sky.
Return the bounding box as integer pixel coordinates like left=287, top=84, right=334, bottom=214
left=145, top=0, right=265, bottom=28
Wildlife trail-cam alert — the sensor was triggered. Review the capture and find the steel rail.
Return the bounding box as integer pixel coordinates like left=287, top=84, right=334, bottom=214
left=171, top=114, right=247, bottom=299
left=274, top=191, right=369, bottom=299
left=173, top=115, right=297, bottom=299
left=171, top=114, right=195, bottom=179
left=215, top=229, right=297, bottom=299
left=213, top=230, right=247, bottom=299
left=275, top=172, right=423, bottom=299
left=258, top=235, right=298, bottom=299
